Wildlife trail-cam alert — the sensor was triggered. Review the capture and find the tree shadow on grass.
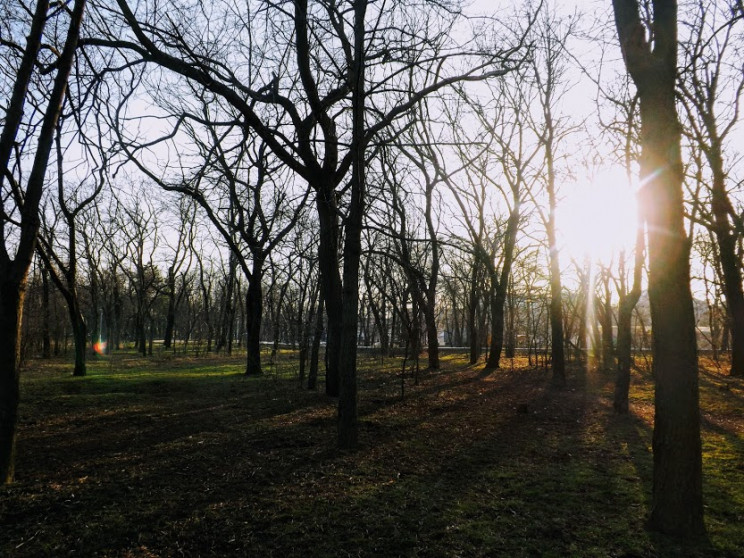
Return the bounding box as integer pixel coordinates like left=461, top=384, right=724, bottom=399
left=299, top=365, right=671, bottom=557
left=209, top=366, right=652, bottom=557
left=609, top=374, right=742, bottom=557
left=3, top=359, right=741, bottom=557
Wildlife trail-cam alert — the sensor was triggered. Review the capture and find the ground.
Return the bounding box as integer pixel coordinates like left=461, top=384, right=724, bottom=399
left=1, top=351, right=743, bottom=557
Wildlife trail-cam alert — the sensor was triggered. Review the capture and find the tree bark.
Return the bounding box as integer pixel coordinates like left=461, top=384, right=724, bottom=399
left=0, top=281, right=23, bottom=484
left=485, top=203, right=520, bottom=370
left=316, top=184, right=342, bottom=397
left=467, top=262, right=480, bottom=364
left=613, top=299, right=634, bottom=414
left=709, top=161, right=744, bottom=377
left=543, top=129, right=566, bottom=385
left=547, top=228, right=566, bottom=386
left=337, top=0, right=367, bottom=450
left=308, top=293, right=324, bottom=391
left=423, top=299, right=439, bottom=370
left=136, top=312, right=147, bottom=357
left=576, top=270, right=588, bottom=363
left=69, top=301, right=87, bottom=377
left=505, top=280, right=516, bottom=359
left=423, top=175, right=440, bottom=370
left=163, top=269, right=176, bottom=350
left=597, top=275, right=615, bottom=370
left=245, top=262, right=264, bottom=376
left=41, top=265, right=52, bottom=358
left=217, top=254, right=237, bottom=354
left=364, top=262, right=390, bottom=356
left=613, top=0, right=705, bottom=538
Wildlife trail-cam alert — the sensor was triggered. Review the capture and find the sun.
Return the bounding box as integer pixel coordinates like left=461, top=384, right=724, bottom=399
left=556, top=168, right=639, bottom=264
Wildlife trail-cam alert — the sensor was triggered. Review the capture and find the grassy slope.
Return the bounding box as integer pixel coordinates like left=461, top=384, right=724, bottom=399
left=1, top=351, right=743, bottom=557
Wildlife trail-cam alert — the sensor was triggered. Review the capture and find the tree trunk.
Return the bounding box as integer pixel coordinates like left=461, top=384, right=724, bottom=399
left=337, top=0, right=366, bottom=450
left=615, top=230, right=644, bottom=414
left=112, top=277, right=122, bottom=352
left=147, top=319, right=154, bottom=356
left=423, top=174, right=440, bottom=370
left=613, top=0, right=705, bottom=538
left=245, top=265, right=263, bottom=376
left=452, top=288, right=462, bottom=347
left=365, top=279, right=389, bottom=356
left=137, top=314, right=147, bottom=356
left=217, top=254, right=237, bottom=353
left=614, top=299, right=634, bottom=414
left=505, top=282, right=516, bottom=359
left=547, top=239, right=566, bottom=386
left=70, top=303, right=87, bottom=377
left=41, top=266, right=51, bottom=359
left=37, top=233, right=88, bottom=375
left=299, top=285, right=319, bottom=387
left=423, top=305, right=439, bottom=370
left=485, top=205, right=519, bottom=370
left=0, top=0, right=86, bottom=485
left=308, top=293, right=324, bottom=391
left=485, top=285, right=507, bottom=370
left=467, top=263, right=480, bottom=364
left=576, top=277, right=587, bottom=363
left=316, top=185, right=342, bottom=397
left=710, top=164, right=744, bottom=377
left=599, top=288, right=615, bottom=370
left=163, top=270, right=176, bottom=350
left=83, top=234, right=100, bottom=356
left=0, top=281, right=22, bottom=484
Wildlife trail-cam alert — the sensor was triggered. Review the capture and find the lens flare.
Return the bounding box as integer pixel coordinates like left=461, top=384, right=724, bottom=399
left=93, top=340, right=107, bottom=355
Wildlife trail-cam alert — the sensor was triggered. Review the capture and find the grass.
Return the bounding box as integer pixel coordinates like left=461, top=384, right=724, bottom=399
left=1, top=350, right=743, bottom=557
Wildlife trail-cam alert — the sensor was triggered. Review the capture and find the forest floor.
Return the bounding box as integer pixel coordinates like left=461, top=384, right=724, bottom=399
left=1, top=350, right=743, bottom=557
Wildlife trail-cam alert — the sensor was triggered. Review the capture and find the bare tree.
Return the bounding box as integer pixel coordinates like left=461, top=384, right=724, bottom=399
left=612, top=228, right=645, bottom=413
left=522, top=5, right=580, bottom=387
left=284, top=217, right=321, bottom=387
left=0, top=0, right=87, bottom=483
left=83, top=0, right=529, bottom=448
left=590, top=65, right=646, bottom=411
left=162, top=199, right=195, bottom=352
left=95, top=197, right=128, bottom=353
left=372, top=141, right=441, bottom=370
left=467, top=76, right=538, bottom=370
left=161, top=135, right=307, bottom=375
left=116, top=191, right=163, bottom=356
left=388, top=137, right=443, bottom=369
left=613, top=0, right=705, bottom=537
left=678, top=1, right=744, bottom=376
left=36, top=117, right=106, bottom=376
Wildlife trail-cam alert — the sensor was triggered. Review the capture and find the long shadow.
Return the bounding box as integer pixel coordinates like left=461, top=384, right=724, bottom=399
left=354, top=366, right=551, bottom=451
left=353, top=363, right=533, bottom=429
left=4, top=360, right=739, bottom=557
left=2, top=373, right=338, bottom=556
left=610, top=385, right=741, bottom=556
left=2, top=364, right=551, bottom=556
left=322, top=365, right=649, bottom=557
left=263, top=366, right=619, bottom=556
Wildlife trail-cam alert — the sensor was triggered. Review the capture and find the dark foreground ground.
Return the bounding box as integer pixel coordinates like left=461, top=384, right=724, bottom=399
left=1, top=351, right=743, bottom=557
